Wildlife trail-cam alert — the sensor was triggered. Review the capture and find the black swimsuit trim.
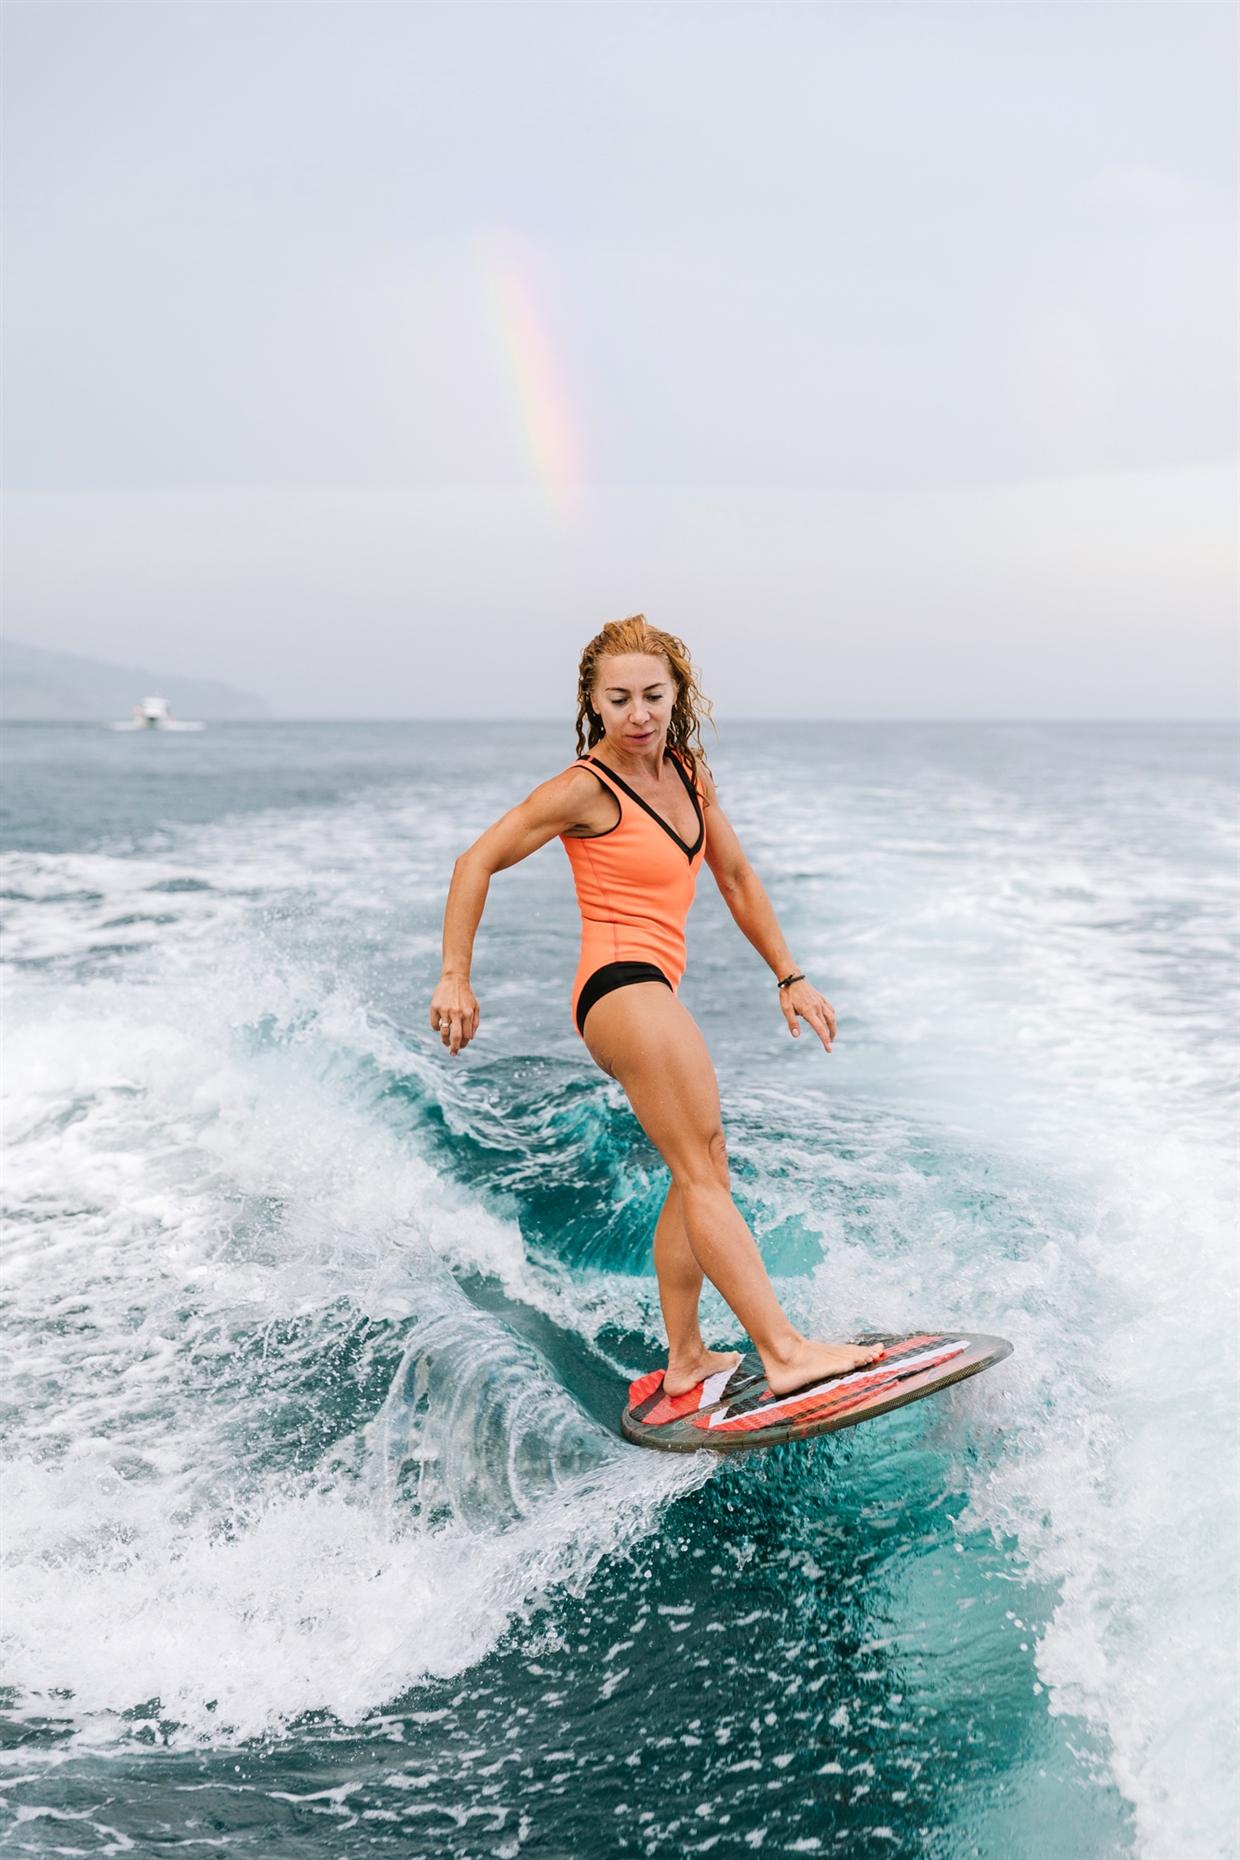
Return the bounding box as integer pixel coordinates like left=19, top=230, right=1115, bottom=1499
left=576, top=961, right=671, bottom=1035
left=582, top=753, right=704, bottom=860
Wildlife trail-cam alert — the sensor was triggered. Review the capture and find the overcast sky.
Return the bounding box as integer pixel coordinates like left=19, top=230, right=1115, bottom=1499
left=4, top=1, right=1236, bottom=717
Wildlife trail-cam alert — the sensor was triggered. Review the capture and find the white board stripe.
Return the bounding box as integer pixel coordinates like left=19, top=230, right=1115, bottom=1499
left=706, top=1339, right=968, bottom=1430
left=696, top=1358, right=742, bottom=1410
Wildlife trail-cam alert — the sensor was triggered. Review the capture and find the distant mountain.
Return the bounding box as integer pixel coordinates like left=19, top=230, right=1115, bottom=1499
left=0, top=638, right=272, bottom=721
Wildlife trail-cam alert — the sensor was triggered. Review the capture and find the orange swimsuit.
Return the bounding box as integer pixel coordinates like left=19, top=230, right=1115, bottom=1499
left=561, top=753, right=706, bottom=1035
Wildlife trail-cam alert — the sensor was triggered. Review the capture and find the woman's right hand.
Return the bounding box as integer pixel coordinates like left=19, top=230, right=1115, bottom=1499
left=430, top=975, right=480, bottom=1055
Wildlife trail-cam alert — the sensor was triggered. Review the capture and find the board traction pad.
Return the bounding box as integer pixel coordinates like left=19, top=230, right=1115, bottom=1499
left=621, top=1332, right=1013, bottom=1454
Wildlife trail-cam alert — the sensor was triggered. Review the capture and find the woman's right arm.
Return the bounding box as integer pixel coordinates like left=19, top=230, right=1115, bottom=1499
left=430, top=767, right=608, bottom=1055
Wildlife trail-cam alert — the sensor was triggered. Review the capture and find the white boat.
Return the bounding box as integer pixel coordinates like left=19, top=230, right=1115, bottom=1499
left=110, top=696, right=206, bottom=732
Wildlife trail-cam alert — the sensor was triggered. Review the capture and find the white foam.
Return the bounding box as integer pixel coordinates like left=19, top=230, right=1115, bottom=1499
left=1, top=839, right=707, bottom=1746
left=717, top=735, right=1238, bottom=1860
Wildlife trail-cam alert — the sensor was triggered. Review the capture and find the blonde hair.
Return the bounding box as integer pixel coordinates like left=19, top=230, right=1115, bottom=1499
left=575, top=615, right=714, bottom=779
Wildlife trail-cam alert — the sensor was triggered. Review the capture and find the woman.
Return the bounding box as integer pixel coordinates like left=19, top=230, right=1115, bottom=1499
left=430, top=616, right=882, bottom=1401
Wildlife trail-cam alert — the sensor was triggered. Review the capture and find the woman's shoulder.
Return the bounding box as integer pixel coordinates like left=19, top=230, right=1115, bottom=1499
left=671, top=749, right=716, bottom=805
left=556, top=757, right=609, bottom=789
left=528, top=759, right=620, bottom=814
left=545, top=760, right=623, bottom=839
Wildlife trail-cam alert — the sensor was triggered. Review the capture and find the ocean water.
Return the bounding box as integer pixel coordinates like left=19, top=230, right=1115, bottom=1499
left=1, top=719, right=1235, bottom=1860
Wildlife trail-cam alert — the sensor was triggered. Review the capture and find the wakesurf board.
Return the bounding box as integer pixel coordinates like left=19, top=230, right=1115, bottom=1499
left=622, top=1331, right=1012, bottom=1454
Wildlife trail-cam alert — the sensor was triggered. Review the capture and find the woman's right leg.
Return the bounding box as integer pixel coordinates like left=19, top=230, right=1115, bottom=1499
left=584, top=982, right=882, bottom=1396
left=650, top=1179, right=741, bottom=1394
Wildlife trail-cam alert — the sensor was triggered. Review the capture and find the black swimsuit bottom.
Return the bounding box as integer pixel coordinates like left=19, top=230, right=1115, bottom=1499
left=575, top=961, right=671, bottom=1036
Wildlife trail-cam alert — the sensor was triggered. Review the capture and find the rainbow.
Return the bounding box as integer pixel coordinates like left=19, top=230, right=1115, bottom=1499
left=488, top=239, right=584, bottom=510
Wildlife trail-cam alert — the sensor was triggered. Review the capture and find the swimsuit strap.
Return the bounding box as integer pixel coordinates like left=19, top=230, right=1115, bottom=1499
left=576, top=753, right=704, bottom=860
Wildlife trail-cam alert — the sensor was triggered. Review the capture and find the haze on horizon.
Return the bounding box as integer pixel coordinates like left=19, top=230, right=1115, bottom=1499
left=3, top=0, right=1236, bottom=720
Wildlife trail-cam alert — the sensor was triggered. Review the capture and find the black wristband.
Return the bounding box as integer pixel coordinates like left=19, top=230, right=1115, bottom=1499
left=777, top=971, right=805, bottom=991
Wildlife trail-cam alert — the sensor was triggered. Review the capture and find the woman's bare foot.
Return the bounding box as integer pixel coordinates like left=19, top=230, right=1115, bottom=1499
left=663, top=1348, right=743, bottom=1399
left=763, top=1337, right=884, bottom=1396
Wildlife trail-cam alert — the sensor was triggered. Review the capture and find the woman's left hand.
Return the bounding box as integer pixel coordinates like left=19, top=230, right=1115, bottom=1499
left=780, top=977, right=836, bottom=1051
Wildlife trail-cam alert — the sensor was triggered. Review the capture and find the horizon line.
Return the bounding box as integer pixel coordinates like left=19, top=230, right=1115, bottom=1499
left=4, top=714, right=1237, bottom=728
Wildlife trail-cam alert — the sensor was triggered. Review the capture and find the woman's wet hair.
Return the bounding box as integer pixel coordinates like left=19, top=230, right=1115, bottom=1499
left=575, top=615, right=714, bottom=779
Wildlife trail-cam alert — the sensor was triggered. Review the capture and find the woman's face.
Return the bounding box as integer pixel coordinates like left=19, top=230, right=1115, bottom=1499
left=592, top=653, right=677, bottom=758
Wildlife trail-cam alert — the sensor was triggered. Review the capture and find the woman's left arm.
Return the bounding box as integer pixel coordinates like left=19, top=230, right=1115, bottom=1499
left=700, top=766, right=836, bottom=1052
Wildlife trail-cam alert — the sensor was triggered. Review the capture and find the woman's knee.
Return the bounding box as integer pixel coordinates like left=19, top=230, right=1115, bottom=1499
left=708, top=1126, right=729, bottom=1182
left=675, top=1126, right=730, bottom=1193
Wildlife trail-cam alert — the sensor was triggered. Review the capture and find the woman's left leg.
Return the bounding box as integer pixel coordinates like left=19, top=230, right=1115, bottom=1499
left=584, top=981, right=882, bottom=1395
